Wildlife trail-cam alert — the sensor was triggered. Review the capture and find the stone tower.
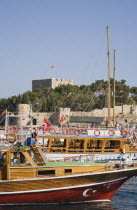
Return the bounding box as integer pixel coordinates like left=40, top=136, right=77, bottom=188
left=16, top=104, right=31, bottom=127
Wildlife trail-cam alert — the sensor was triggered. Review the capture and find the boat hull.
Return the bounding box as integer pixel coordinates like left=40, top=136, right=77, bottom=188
left=0, top=177, right=127, bottom=204
left=0, top=168, right=136, bottom=205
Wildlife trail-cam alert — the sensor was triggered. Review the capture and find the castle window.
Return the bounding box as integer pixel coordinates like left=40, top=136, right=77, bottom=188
left=33, top=119, right=37, bottom=125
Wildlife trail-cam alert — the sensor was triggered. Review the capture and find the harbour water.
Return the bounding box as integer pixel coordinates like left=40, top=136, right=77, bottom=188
left=0, top=177, right=136, bottom=210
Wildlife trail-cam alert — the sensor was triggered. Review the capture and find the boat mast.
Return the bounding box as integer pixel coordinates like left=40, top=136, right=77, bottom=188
left=113, top=49, right=116, bottom=126
left=106, top=26, right=111, bottom=120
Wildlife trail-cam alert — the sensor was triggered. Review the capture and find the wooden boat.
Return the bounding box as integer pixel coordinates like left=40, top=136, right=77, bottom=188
left=0, top=143, right=137, bottom=205
left=35, top=127, right=137, bottom=161
left=2, top=126, right=137, bottom=161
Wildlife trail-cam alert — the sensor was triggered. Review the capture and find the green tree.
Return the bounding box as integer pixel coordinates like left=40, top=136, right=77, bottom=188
left=21, top=94, right=29, bottom=104
left=115, top=80, right=130, bottom=105
left=0, top=79, right=135, bottom=112
left=40, top=101, right=47, bottom=112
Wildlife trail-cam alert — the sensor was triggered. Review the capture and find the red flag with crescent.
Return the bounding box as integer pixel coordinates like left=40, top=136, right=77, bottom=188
left=60, top=115, right=66, bottom=122
left=43, top=118, right=52, bottom=132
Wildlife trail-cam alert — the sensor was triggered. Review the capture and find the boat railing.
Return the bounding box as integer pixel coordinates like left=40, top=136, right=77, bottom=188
left=7, top=158, right=137, bottom=181
left=105, top=159, right=137, bottom=171
left=9, top=159, right=137, bottom=168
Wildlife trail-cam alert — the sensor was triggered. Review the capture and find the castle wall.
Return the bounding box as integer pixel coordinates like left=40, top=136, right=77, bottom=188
left=51, top=78, right=73, bottom=89
left=32, top=79, right=52, bottom=91
left=32, top=112, right=53, bottom=126
left=57, top=108, right=71, bottom=124
left=122, top=105, right=132, bottom=114
left=131, top=105, right=137, bottom=114
left=8, top=104, right=137, bottom=127
left=71, top=106, right=122, bottom=118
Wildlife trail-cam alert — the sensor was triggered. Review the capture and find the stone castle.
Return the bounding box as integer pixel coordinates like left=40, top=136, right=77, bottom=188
left=32, top=78, right=73, bottom=91
left=8, top=104, right=137, bottom=127
left=6, top=78, right=137, bottom=127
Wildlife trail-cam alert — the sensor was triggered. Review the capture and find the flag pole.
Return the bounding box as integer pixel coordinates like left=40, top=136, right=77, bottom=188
left=5, top=109, right=8, bottom=134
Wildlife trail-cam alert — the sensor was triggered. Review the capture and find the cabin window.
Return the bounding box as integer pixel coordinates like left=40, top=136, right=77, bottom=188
left=64, top=169, right=72, bottom=173
left=123, top=140, right=129, bottom=144
left=38, top=170, right=55, bottom=175
left=0, top=157, right=5, bottom=167
left=105, top=140, right=120, bottom=149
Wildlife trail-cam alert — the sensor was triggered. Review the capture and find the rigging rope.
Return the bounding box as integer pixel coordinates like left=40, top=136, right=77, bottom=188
left=84, top=82, right=104, bottom=112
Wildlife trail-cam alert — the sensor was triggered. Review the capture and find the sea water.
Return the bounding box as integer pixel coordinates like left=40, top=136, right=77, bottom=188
left=0, top=177, right=136, bottom=210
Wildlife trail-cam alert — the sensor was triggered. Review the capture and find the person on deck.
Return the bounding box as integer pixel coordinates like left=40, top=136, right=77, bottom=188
left=25, top=128, right=38, bottom=146
left=31, top=128, right=38, bottom=142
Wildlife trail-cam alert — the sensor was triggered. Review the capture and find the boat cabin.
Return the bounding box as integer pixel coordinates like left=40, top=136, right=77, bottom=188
left=38, top=135, right=137, bottom=154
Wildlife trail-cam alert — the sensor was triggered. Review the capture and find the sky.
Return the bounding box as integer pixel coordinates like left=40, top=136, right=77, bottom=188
left=0, top=0, right=137, bottom=99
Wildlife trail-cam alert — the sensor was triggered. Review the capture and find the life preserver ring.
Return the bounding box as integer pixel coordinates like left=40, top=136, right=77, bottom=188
left=108, top=129, right=115, bottom=136
left=121, top=130, right=128, bottom=137
left=6, top=134, right=18, bottom=141
left=74, top=129, right=82, bottom=136
left=49, top=128, right=56, bottom=135
left=94, top=129, right=100, bottom=136
left=10, top=126, right=19, bottom=133
left=60, top=128, right=70, bottom=135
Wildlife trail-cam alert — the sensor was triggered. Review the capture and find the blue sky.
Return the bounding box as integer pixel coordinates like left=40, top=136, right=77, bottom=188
left=0, top=0, right=137, bottom=98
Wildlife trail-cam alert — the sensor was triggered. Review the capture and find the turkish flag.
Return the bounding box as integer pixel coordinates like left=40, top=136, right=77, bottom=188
left=60, top=115, right=66, bottom=122
left=50, top=65, right=54, bottom=69
left=43, top=118, right=52, bottom=128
